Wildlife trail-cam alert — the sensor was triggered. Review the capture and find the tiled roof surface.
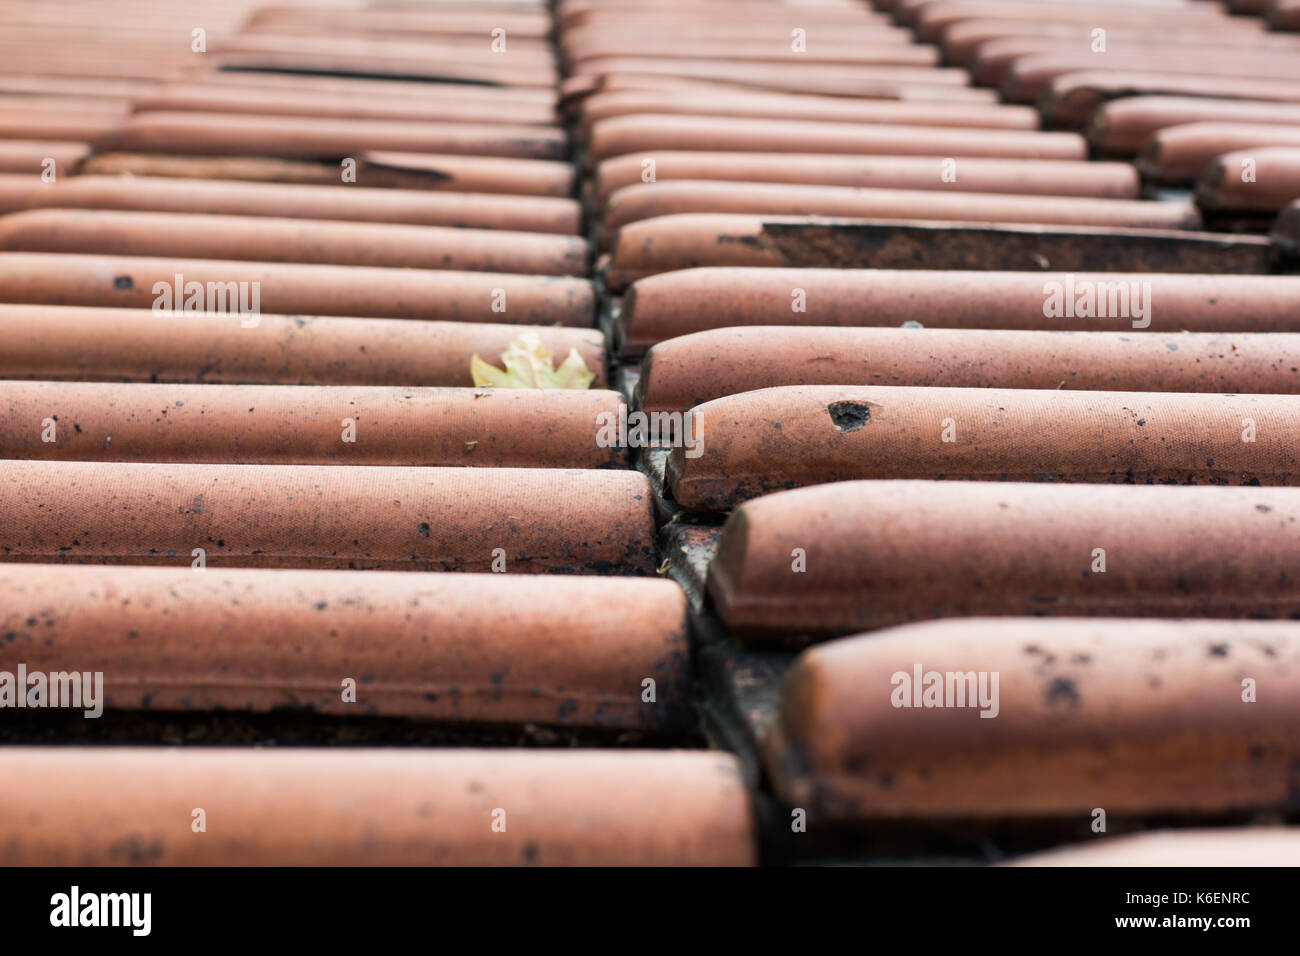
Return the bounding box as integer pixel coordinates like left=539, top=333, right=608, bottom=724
left=2, top=0, right=1299, bottom=867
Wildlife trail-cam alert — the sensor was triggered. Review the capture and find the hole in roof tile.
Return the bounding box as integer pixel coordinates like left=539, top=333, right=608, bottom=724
left=827, top=401, right=872, bottom=433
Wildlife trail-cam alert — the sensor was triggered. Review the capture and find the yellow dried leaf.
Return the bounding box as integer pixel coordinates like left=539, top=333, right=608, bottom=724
left=470, top=332, right=595, bottom=389
left=553, top=347, right=597, bottom=389
left=470, top=354, right=512, bottom=388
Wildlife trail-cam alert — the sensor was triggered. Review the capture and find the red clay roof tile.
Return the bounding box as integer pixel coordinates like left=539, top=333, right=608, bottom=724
left=768, top=618, right=1300, bottom=818
left=1140, top=121, right=1300, bottom=184
left=943, top=18, right=1277, bottom=68
left=0, top=305, right=607, bottom=387
left=131, top=83, right=560, bottom=126
left=0, top=253, right=596, bottom=324
left=0, top=209, right=590, bottom=274
left=593, top=153, right=1138, bottom=209
left=0, top=381, right=626, bottom=468
left=603, top=218, right=1277, bottom=289
left=586, top=113, right=1088, bottom=165
left=1002, top=51, right=1300, bottom=105
left=668, top=385, right=1300, bottom=510
left=597, top=181, right=1197, bottom=251
left=1089, top=96, right=1300, bottom=157
left=97, top=111, right=569, bottom=160
left=1045, top=72, right=1300, bottom=128
left=0, top=139, right=89, bottom=173
left=576, top=88, right=1038, bottom=133
left=709, top=481, right=1300, bottom=639
left=0, top=173, right=582, bottom=231
left=0, top=461, right=656, bottom=573
left=616, top=268, right=1300, bottom=352
left=1, top=564, right=688, bottom=730
left=0, top=748, right=754, bottom=865
left=1197, top=146, right=1300, bottom=214
left=635, top=326, right=1300, bottom=413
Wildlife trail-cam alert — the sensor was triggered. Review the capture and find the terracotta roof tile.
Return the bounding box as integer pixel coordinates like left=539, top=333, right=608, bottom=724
left=0, top=381, right=627, bottom=468
left=213, top=34, right=557, bottom=75
left=83, top=160, right=577, bottom=206
left=0, top=460, right=656, bottom=573
left=911, top=1, right=1234, bottom=43
left=0, top=139, right=89, bottom=173
left=0, top=76, right=156, bottom=99
left=944, top=18, right=1279, bottom=68
left=975, top=38, right=1300, bottom=91
left=0, top=253, right=596, bottom=324
left=246, top=7, right=554, bottom=40
left=207, top=52, right=556, bottom=89
left=0, top=748, right=754, bottom=865
left=195, top=71, right=560, bottom=106
left=668, top=385, right=1300, bottom=510
left=593, top=154, right=1138, bottom=209
left=1, top=564, right=689, bottom=730
left=0, top=106, right=123, bottom=142
left=0, top=174, right=582, bottom=231
left=576, top=88, right=1039, bottom=132
left=1197, top=147, right=1300, bottom=214
left=0, top=209, right=590, bottom=274
left=1001, top=50, right=1300, bottom=105
left=130, top=82, right=560, bottom=126
left=767, top=618, right=1300, bottom=818
left=1044, top=72, right=1300, bottom=128
left=602, top=218, right=1277, bottom=289
left=615, top=269, right=1300, bottom=352
left=576, top=59, right=973, bottom=96
left=636, top=326, right=1300, bottom=413
left=1090, top=96, right=1300, bottom=157
left=97, top=111, right=569, bottom=160
left=0, top=306, right=608, bottom=386
left=1140, top=121, right=1300, bottom=184
left=708, top=481, right=1300, bottom=640
left=570, top=68, right=1004, bottom=103
left=569, top=39, right=936, bottom=68
left=586, top=113, right=1088, bottom=165
left=597, top=182, right=1198, bottom=250
left=567, top=32, right=919, bottom=65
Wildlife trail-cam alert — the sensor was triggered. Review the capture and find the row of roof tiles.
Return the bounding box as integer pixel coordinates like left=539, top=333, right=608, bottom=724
left=0, top=0, right=755, bottom=868
left=569, top=0, right=1300, bottom=865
